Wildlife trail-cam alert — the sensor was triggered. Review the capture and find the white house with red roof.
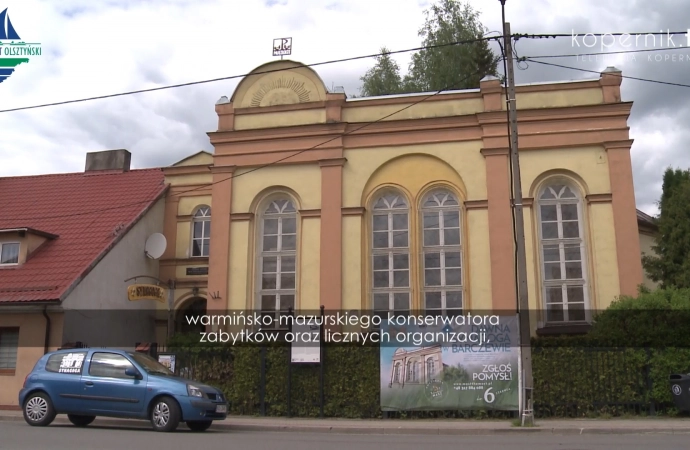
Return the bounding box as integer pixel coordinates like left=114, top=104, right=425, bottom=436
left=0, top=149, right=168, bottom=408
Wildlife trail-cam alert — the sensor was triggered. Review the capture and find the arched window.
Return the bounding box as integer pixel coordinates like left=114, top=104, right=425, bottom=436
left=421, top=190, right=463, bottom=318
left=258, top=198, right=297, bottom=326
left=412, top=361, right=419, bottom=382
left=426, top=357, right=435, bottom=381
left=537, top=183, right=589, bottom=324
left=406, top=360, right=413, bottom=381
left=371, top=192, right=410, bottom=319
left=191, top=206, right=211, bottom=257
left=393, top=362, right=401, bottom=383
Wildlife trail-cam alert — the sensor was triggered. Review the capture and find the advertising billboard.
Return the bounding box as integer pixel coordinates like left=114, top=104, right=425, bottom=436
left=380, top=315, right=520, bottom=411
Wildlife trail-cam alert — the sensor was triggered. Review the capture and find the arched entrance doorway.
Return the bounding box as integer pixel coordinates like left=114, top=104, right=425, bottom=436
left=174, top=297, right=207, bottom=334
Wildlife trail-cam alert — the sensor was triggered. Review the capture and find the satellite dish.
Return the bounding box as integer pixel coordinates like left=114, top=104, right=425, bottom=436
left=144, top=233, right=167, bottom=259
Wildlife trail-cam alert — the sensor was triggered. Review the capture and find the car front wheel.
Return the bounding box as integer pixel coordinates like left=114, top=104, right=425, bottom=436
left=23, top=392, right=57, bottom=427
left=186, top=420, right=212, bottom=432
left=68, top=414, right=96, bottom=427
left=150, top=397, right=181, bottom=432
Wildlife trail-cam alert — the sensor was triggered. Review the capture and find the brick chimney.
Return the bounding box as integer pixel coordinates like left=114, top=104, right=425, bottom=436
left=85, top=149, right=131, bottom=173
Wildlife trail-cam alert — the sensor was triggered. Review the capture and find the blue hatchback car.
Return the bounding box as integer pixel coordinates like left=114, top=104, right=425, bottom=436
left=18, top=348, right=228, bottom=432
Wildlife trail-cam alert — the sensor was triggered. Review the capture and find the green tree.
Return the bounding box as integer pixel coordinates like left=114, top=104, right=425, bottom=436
left=359, top=47, right=404, bottom=97
left=642, top=168, right=690, bottom=289
left=359, top=0, right=499, bottom=97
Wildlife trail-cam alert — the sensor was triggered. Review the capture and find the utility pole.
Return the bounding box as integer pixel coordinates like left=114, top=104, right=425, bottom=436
left=502, top=19, right=534, bottom=424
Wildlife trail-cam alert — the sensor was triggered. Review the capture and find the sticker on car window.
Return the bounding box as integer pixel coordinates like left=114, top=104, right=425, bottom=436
left=59, top=353, right=85, bottom=374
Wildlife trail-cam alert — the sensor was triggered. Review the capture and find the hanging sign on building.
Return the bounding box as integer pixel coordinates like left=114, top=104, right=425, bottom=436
left=127, top=284, right=166, bottom=303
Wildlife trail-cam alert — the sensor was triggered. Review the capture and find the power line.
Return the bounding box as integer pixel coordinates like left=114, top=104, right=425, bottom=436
left=2, top=31, right=682, bottom=113
left=526, top=46, right=684, bottom=59
left=0, top=36, right=502, bottom=114
left=4, top=72, right=482, bottom=222
left=522, top=58, right=690, bottom=88
left=514, top=31, right=689, bottom=39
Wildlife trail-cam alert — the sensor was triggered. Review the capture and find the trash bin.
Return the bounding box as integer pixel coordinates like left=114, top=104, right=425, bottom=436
left=669, top=374, right=690, bottom=412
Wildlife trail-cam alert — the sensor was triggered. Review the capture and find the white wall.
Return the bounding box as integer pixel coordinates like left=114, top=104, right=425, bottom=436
left=61, top=197, right=166, bottom=349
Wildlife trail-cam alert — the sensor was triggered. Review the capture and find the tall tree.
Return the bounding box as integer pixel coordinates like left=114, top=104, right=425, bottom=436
left=642, top=168, right=690, bottom=289
left=359, top=0, right=499, bottom=97
left=359, top=47, right=404, bottom=97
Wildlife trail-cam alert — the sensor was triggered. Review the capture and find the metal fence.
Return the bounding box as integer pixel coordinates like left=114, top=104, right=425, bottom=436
left=161, top=345, right=679, bottom=419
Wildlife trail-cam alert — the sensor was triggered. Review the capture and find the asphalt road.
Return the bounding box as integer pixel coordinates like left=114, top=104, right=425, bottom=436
left=2, top=421, right=690, bottom=450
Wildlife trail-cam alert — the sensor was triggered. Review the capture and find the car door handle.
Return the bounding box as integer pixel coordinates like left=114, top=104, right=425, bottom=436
left=85, top=381, right=94, bottom=386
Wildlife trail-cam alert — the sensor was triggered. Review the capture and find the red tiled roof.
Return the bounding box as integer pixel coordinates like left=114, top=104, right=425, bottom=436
left=0, top=169, right=167, bottom=303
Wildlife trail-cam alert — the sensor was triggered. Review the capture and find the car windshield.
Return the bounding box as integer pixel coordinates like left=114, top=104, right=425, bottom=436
left=128, top=352, right=174, bottom=376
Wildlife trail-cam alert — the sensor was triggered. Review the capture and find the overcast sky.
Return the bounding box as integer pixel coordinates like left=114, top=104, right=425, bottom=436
left=0, top=0, right=688, bottom=215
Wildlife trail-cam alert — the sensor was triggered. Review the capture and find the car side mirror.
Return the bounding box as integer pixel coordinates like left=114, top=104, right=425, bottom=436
left=125, top=368, right=142, bottom=379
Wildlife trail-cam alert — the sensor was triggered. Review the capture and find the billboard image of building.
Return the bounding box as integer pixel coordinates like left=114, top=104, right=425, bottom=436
left=380, top=315, right=520, bottom=411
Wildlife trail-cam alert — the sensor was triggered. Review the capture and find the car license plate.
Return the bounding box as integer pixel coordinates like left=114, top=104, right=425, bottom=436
left=215, top=405, right=227, bottom=413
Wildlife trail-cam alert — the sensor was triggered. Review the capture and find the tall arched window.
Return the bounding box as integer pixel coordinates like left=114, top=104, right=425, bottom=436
left=191, top=206, right=211, bottom=257
left=426, top=357, right=435, bottom=381
left=258, top=198, right=297, bottom=326
left=537, top=183, right=589, bottom=324
left=421, top=190, right=463, bottom=318
left=371, top=192, right=410, bottom=319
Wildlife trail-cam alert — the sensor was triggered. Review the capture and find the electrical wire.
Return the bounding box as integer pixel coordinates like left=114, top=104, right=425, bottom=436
left=4, top=71, right=483, bottom=222
left=514, top=31, right=689, bottom=39
left=522, top=58, right=690, bottom=88
left=525, top=46, right=684, bottom=59
left=0, top=36, right=502, bottom=114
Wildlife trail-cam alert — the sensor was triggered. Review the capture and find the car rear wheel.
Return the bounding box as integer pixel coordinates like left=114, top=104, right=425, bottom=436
left=150, top=396, right=181, bottom=432
left=23, top=392, right=57, bottom=427
left=68, top=414, right=96, bottom=427
left=186, top=420, right=212, bottom=432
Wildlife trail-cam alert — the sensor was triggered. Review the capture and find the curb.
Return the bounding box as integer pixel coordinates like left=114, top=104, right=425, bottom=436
left=2, top=415, right=690, bottom=435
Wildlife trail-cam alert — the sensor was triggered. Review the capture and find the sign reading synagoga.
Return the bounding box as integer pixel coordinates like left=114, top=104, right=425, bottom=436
left=380, top=315, right=520, bottom=411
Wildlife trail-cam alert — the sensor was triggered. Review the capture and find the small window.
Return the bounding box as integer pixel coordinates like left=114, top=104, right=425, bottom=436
left=0, top=328, right=19, bottom=369
left=45, top=351, right=87, bottom=375
left=88, top=352, right=136, bottom=379
left=0, top=243, right=19, bottom=265
left=191, top=206, right=211, bottom=257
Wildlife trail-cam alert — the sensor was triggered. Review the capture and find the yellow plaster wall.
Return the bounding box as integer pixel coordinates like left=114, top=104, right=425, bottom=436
left=234, top=110, right=326, bottom=130
left=343, top=142, right=486, bottom=208
left=515, top=88, right=604, bottom=110
left=587, top=203, right=620, bottom=309
left=165, top=174, right=212, bottom=186
left=228, top=220, right=251, bottom=310
left=299, top=218, right=321, bottom=311
left=466, top=209, right=492, bottom=310
left=175, top=222, right=191, bottom=259
left=232, top=165, right=321, bottom=213
left=342, top=98, right=484, bottom=123
left=342, top=215, right=363, bottom=312
left=178, top=195, right=212, bottom=215
left=521, top=147, right=610, bottom=196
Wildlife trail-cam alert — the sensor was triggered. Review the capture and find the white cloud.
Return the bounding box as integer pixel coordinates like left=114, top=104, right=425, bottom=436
left=0, top=0, right=687, bottom=216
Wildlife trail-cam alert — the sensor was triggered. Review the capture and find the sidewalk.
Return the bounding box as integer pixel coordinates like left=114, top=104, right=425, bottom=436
left=2, top=410, right=690, bottom=435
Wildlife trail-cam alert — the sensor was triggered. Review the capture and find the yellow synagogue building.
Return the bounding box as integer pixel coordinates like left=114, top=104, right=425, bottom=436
left=156, top=60, right=644, bottom=340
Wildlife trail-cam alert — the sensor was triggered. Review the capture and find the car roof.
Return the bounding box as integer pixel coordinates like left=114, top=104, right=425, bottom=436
left=48, top=348, right=130, bottom=355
